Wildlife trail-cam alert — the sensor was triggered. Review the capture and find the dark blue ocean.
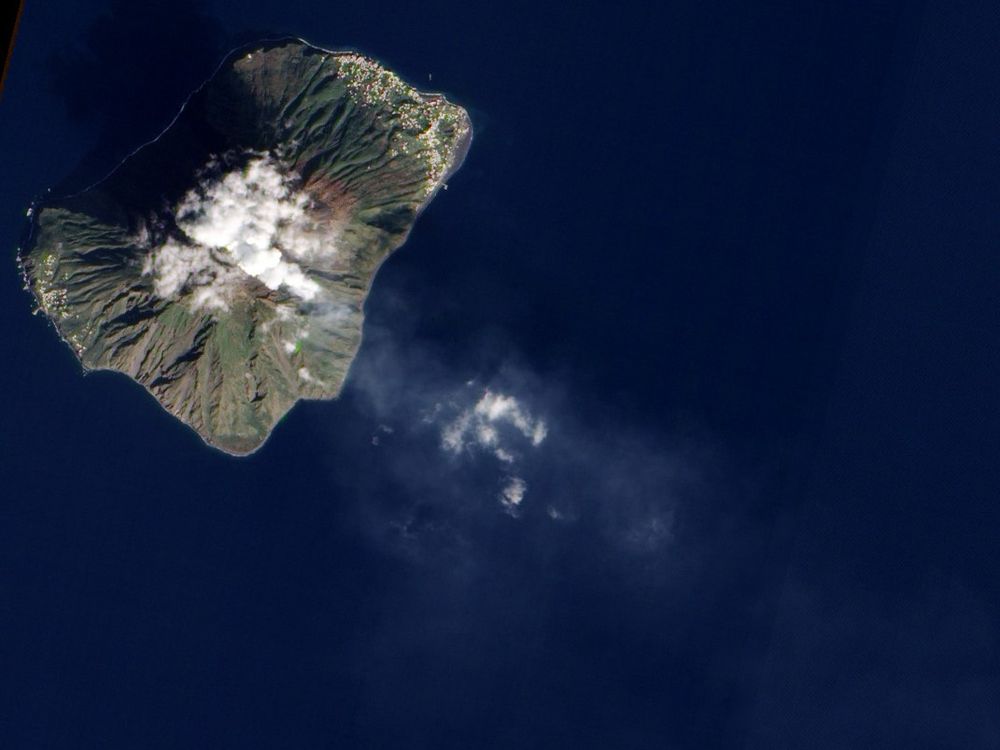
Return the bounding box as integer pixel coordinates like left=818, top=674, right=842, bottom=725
left=2, top=1, right=999, bottom=747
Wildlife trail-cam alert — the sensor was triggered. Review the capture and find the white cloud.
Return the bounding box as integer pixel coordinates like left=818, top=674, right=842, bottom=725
left=440, top=411, right=471, bottom=452
left=142, top=240, right=239, bottom=310
left=499, top=476, right=527, bottom=515
left=494, top=447, right=514, bottom=464
left=473, top=391, right=548, bottom=445
left=437, top=388, right=547, bottom=513
left=442, top=389, right=547, bottom=456
left=142, top=154, right=337, bottom=312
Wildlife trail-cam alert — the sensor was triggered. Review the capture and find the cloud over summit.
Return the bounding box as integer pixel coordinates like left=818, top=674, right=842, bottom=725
left=143, top=154, right=335, bottom=311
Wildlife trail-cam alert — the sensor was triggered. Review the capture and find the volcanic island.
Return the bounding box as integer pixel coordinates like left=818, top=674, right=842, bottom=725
left=18, top=39, right=471, bottom=456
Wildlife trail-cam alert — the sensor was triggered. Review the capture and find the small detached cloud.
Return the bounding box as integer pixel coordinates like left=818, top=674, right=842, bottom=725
left=434, top=387, right=547, bottom=515
left=341, top=333, right=709, bottom=566
left=499, top=476, right=527, bottom=513
left=441, top=389, right=547, bottom=457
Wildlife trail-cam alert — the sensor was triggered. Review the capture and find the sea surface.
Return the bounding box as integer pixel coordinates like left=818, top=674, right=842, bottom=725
left=2, top=1, right=999, bottom=748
